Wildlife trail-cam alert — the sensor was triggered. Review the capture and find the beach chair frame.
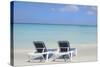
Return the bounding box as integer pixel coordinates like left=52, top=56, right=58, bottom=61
left=28, top=41, right=47, bottom=62
left=52, top=41, right=77, bottom=62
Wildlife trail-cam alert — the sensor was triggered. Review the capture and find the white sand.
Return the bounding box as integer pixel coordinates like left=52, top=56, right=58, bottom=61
left=13, top=44, right=97, bottom=66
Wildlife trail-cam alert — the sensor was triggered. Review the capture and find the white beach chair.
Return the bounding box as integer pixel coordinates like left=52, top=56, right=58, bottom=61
left=27, top=41, right=48, bottom=62
left=52, top=41, right=77, bottom=62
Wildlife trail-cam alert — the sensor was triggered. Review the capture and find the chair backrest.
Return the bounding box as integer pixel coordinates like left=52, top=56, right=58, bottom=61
left=58, top=41, right=70, bottom=52
left=33, top=41, right=47, bottom=53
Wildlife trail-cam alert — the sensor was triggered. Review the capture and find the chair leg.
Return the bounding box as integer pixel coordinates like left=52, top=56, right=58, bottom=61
left=75, top=49, right=77, bottom=56
left=52, top=54, right=57, bottom=61
left=40, top=57, right=43, bottom=62
left=28, top=55, right=32, bottom=62
left=52, top=56, right=56, bottom=61
left=63, top=55, right=67, bottom=62
left=64, top=58, right=67, bottom=62
left=69, top=52, right=73, bottom=62
left=41, top=55, right=45, bottom=62
left=46, top=54, right=49, bottom=62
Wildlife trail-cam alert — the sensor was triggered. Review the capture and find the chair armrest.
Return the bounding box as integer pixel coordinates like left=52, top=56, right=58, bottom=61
left=69, top=48, right=77, bottom=56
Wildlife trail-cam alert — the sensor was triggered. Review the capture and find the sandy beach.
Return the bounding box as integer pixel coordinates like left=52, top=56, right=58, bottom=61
left=14, top=44, right=97, bottom=66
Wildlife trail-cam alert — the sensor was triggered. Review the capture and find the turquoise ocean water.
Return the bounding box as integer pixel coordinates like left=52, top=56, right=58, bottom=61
left=13, top=24, right=97, bottom=48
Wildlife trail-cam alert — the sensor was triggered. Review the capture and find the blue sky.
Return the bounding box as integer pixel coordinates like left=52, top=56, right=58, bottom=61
left=13, top=1, right=97, bottom=25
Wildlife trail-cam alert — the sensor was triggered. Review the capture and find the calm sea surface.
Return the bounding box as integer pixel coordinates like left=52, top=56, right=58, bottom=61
left=13, top=24, right=97, bottom=48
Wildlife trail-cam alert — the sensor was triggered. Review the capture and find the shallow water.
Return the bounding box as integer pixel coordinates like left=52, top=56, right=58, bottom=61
left=13, top=24, right=97, bottom=48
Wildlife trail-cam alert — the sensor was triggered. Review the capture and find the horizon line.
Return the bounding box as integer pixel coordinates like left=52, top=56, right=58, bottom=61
left=12, top=23, right=97, bottom=27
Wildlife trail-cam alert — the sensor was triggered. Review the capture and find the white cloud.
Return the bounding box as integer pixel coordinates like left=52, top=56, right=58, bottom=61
left=59, top=5, right=79, bottom=12
left=51, top=5, right=79, bottom=13
left=51, top=8, right=56, bottom=12
left=86, top=6, right=97, bottom=15
left=87, top=11, right=95, bottom=15
left=91, top=6, right=97, bottom=11
left=51, top=5, right=97, bottom=15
